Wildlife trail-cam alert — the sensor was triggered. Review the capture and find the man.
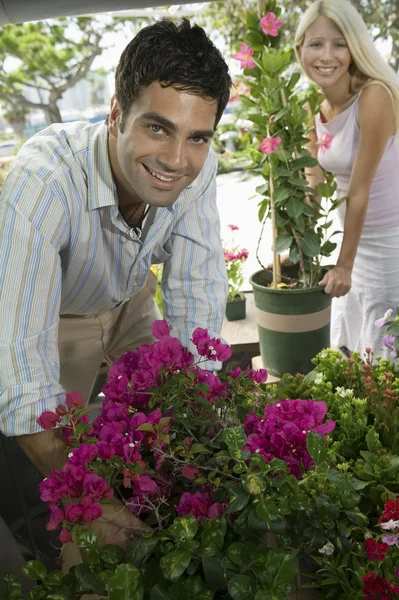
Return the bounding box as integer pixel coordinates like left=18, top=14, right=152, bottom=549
left=0, top=18, right=231, bottom=545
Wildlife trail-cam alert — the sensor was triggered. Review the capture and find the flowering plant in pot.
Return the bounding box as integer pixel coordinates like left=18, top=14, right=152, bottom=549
left=224, top=224, right=249, bottom=321
left=230, top=0, right=345, bottom=376
left=0, top=320, right=346, bottom=600
left=233, top=0, right=341, bottom=290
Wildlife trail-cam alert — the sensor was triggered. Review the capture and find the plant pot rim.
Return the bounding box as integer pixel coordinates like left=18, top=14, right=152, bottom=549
left=250, top=269, right=327, bottom=296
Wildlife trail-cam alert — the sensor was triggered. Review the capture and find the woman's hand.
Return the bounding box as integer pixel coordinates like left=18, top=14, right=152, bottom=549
left=319, top=266, right=351, bottom=297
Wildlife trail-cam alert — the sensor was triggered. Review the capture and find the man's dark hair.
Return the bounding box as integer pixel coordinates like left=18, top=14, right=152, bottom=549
left=115, top=18, right=231, bottom=130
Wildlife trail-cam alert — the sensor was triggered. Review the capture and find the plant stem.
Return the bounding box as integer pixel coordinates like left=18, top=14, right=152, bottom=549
left=291, top=226, right=306, bottom=284
left=269, top=166, right=281, bottom=287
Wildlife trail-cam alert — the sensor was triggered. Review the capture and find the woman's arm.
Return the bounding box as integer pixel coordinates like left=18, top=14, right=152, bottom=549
left=320, top=83, right=396, bottom=297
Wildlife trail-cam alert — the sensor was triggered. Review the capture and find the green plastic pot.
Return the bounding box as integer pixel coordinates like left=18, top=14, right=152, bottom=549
left=250, top=269, right=331, bottom=377
left=225, top=296, right=246, bottom=321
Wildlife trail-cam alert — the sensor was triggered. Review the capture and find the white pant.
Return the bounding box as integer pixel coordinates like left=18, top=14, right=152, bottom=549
left=331, top=226, right=399, bottom=358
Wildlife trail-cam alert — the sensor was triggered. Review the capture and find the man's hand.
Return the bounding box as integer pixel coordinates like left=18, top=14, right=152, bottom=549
left=319, top=266, right=352, bottom=298
left=91, top=500, right=151, bottom=549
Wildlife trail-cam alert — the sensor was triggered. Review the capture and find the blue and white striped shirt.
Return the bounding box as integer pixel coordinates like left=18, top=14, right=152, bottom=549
left=0, top=121, right=227, bottom=436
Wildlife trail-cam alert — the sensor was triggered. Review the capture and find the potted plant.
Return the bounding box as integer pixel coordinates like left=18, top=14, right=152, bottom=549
left=4, top=320, right=399, bottom=598
left=224, top=224, right=249, bottom=321
left=232, top=0, right=341, bottom=376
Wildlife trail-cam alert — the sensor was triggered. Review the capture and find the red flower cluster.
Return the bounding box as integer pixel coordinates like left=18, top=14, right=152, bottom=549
left=364, top=538, right=389, bottom=562
left=380, top=499, right=399, bottom=524
left=363, top=572, right=399, bottom=599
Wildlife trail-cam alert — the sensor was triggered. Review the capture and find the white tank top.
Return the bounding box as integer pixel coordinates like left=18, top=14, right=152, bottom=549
left=315, top=94, right=399, bottom=229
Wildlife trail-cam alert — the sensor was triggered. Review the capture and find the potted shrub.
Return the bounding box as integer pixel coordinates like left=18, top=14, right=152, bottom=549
left=224, top=224, right=249, bottom=321
left=233, top=0, right=341, bottom=376
left=4, top=320, right=399, bottom=599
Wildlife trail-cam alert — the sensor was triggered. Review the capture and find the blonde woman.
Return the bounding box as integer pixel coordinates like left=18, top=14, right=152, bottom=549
left=295, top=0, right=399, bottom=358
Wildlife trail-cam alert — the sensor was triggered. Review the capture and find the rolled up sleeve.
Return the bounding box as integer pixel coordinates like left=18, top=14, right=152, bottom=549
left=0, top=168, right=68, bottom=435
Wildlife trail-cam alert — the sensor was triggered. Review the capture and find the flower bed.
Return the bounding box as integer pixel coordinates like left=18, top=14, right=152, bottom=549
left=2, top=321, right=399, bottom=599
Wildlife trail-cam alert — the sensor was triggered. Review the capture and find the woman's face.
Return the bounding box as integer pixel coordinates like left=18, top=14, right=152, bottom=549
left=300, top=16, right=352, bottom=90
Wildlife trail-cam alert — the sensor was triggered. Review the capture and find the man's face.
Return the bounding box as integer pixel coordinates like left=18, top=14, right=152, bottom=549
left=108, top=82, right=218, bottom=208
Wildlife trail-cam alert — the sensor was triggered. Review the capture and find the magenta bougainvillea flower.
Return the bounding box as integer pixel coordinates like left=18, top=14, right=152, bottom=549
left=175, top=492, right=226, bottom=522
left=232, top=43, right=256, bottom=70
left=260, top=12, right=282, bottom=37
left=36, top=320, right=272, bottom=542
left=244, top=400, right=335, bottom=479
left=259, top=136, right=282, bottom=156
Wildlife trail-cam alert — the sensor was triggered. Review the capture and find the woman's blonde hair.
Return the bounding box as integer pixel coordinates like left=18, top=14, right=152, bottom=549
left=294, top=0, right=399, bottom=130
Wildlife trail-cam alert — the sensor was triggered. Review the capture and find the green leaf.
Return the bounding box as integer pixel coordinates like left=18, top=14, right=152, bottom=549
left=108, top=564, right=143, bottom=600
left=291, top=156, right=319, bottom=170
left=276, top=231, right=293, bottom=254
left=99, top=544, right=124, bottom=565
left=21, top=560, right=47, bottom=581
left=286, top=198, right=303, bottom=220
left=202, top=555, right=225, bottom=587
left=44, top=570, right=64, bottom=587
left=169, top=515, right=198, bottom=544
left=306, top=431, right=327, bottom=465
left=256, top=498, right=280, bottom=523
left=228, top=574, right=255, bottom=600
left=261, top=49, right=290, bottom=74
left=223, top=426, right=247, bottom=452
left=136, top=423, right=155, bottom=432
left=273, top=187, right=291, bottom=205
left=160, top=550, right=191, bottom=582
left=300, top=230, right=321, bottom=257
left=344, top=510, right=368, bottom=527
left=316, top=182, right=335, bottom=198
left=75, top=529, right=98, bottom=552
left=326, top=469, right=354, bottom=491
left=75, top=564, right=105, bottom=594
left=226, top=488, right=250, bottom=513
left=201, top=528, right=225, bottom=554
left=127, top=536, right=160, bottom=569
left=150, top=584, right=173, bottom=600
left=270, top=551, right=298, bottom=587
left=190, top=444, right=211, bottom=454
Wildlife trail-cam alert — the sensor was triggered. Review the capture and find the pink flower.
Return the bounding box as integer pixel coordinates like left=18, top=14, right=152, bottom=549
left=152, top=319, right=170, bottom=340
left=191, top=328, right=232, bottom=362
left=260, top=12, right=282, bottom=37
left=182, top=465, right=200, bottom=480
left=59, top=528, right=72, bottom=544
left=175, top=492, right=226, bottom=522
left=80, top=495, right=103, bottom=524
left=65, top=503, right=83, bottom=524
left=37, top=411, right=60, bottom=430
left=46, top=504, right=65, bottom=531
left=228, top=224, right=239, bottom=231
left=247, top=368, right=268, bottom=383
left=382, top=533, right=399, bottom=546
left=65, top=391, right=84, bottom=409
left=317, top=132, right=333, bottom=154
left=259, top=136, right=282, bottom=156
left=232, top=43, right=256, bottom=70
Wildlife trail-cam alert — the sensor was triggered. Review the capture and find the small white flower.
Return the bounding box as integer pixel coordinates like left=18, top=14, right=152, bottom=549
left=129, top=442, right=136, bottom=448
left=318, top=542, right=334, bottom=556
left=302, top=430, right=307, bottom=435
left=276, top=403, right=281, bottom=408
left=255, top=449, right=260, bottom=454
left=380, top=519, right=399, bottom=531
left=315, top=374, right=323, bottom=385
left=68, top=452, right=73, bottom=458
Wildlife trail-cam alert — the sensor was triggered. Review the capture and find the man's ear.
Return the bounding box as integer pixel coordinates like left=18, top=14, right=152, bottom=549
left=108, top=94, right=122, bottom=137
